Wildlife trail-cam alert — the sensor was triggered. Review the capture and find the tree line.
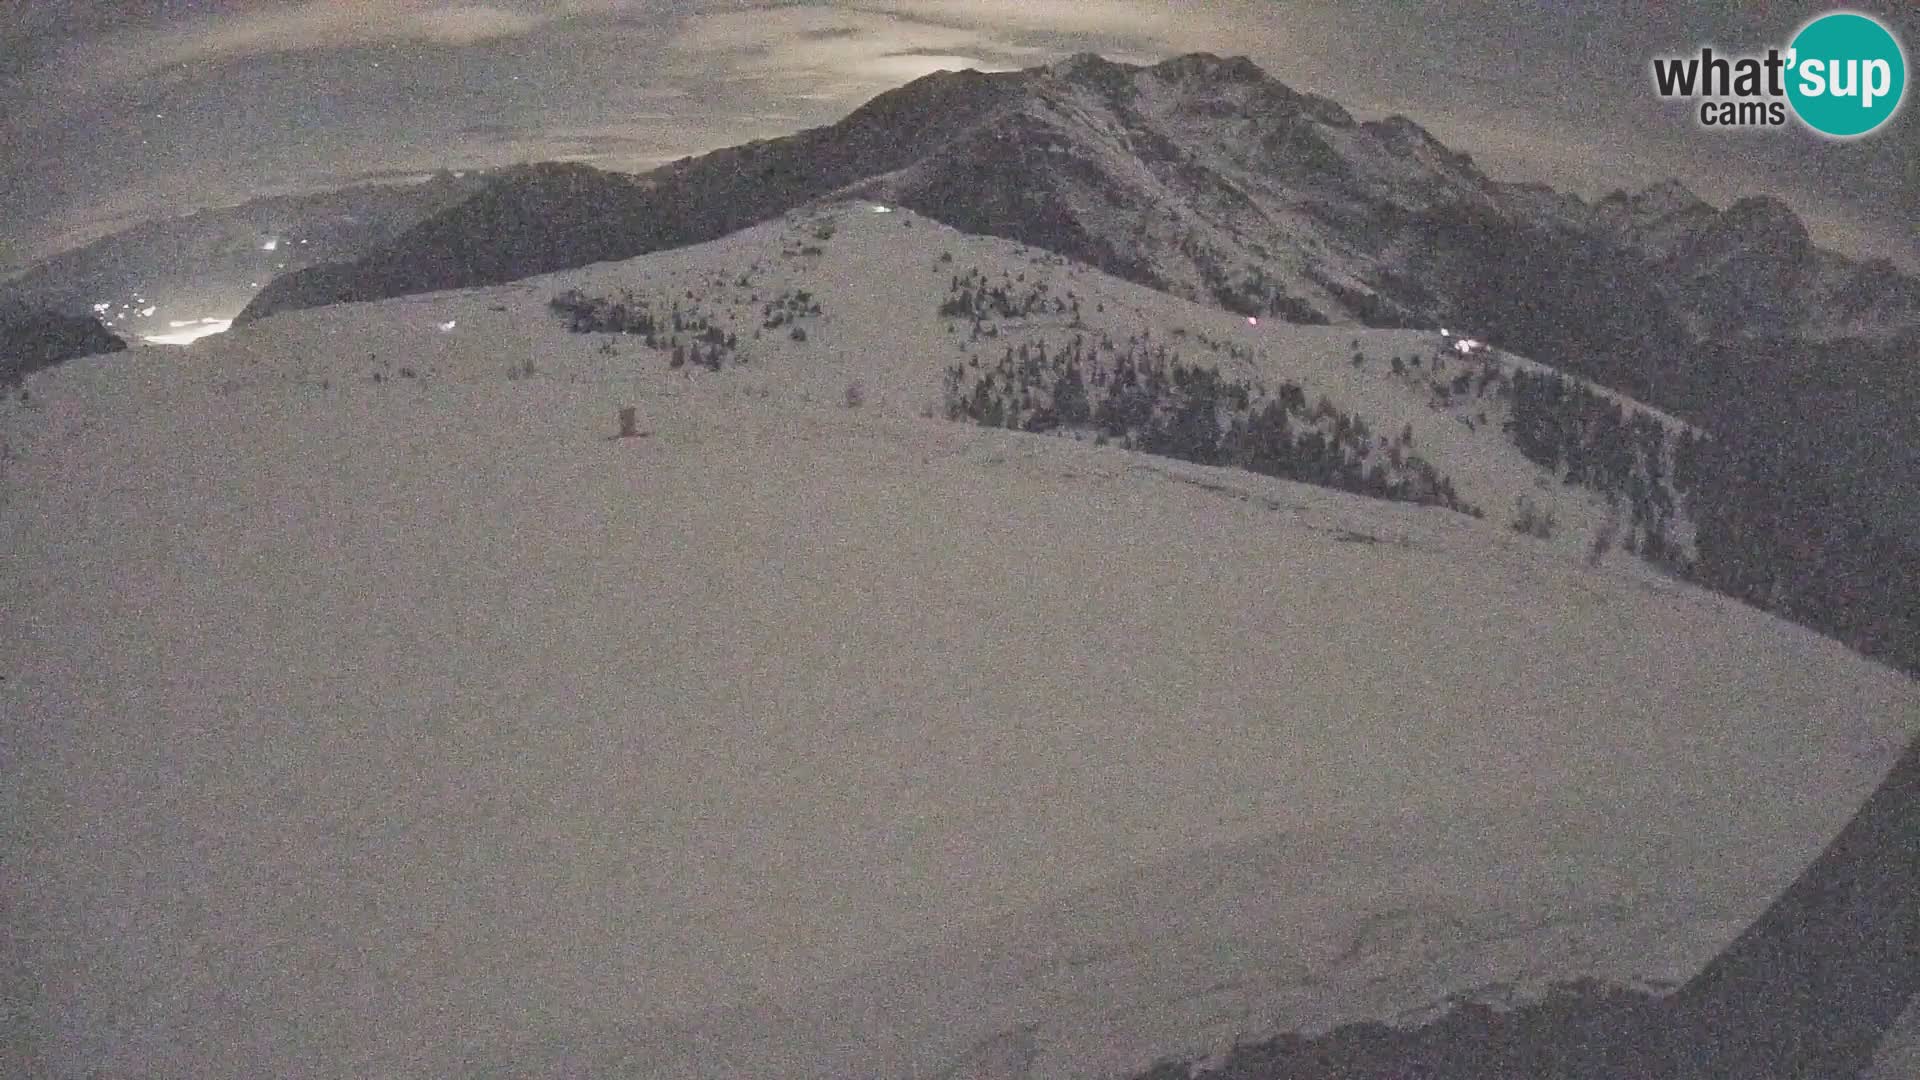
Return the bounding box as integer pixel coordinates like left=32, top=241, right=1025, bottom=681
left=942, top=333, right=1482, bottom=518
left=1503, top=361, right=1920, bottom=675
left=1503, top=367, right=1685, bottom=567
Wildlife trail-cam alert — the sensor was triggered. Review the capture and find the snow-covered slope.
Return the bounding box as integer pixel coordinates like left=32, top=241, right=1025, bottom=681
left=233, top=202, right=1701, bottom=567
left=3, top=203, right=1913, bottom=1080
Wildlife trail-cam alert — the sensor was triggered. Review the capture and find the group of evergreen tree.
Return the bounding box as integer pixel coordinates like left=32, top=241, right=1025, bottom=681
left=942, top=334, right=1481, bottom=518
left=1207, top=272, right=1316, bottom=321
left=1503, top=367, right=1683, bottom=565
left=1177, top=236, right=1328, bottom=323
left=938, top=267, right=1079, bottom=321
left=1496, top=358, right=1920, bottom=676
left=1418, top=354, right=1506, bottom=405
left=1677, top=432, right=1920, bottom=677
left=760, top=288, right=821, bottom=329
left=1399, top=210, right=1920, bottom=675
left=548, top=287, right=740, bottom=371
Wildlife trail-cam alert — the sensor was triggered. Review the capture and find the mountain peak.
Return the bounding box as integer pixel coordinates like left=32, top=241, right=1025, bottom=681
left=1046, top=51, right=1278, bottom=94
left=1720, top=194, right=1806, bottom=238
left=1149, top=52, right=1270, bottom=84
left=1365, top=114, right=1447, bottom=152
left=1598, top=179, right=1705, bottom=217
left=1634, top=179, right=1707, bottom=216
left=1044, top=51, right=1141, bottom=99
left=227, top=50, right=1913, bottom=355
left=1138, top=52, right=1353, bottom=128
left=1593, top=179, right=1712, bottom=246
left=1050, top=51, right=1128, bottom=77
left=1677, top=194, right=1811, bottom=266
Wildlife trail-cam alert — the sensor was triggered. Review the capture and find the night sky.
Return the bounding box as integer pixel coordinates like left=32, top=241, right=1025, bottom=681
left=2, top=1, right=1915, bottom=272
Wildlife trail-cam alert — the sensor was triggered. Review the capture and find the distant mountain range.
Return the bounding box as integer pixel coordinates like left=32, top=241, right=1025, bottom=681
left=226, top=52, right=1919, bottom=542
left=235, top=52, right=1919, bottom=347
left=0, top=171, right=496, bottom=334
left=0, top=301, right=125, bottom=385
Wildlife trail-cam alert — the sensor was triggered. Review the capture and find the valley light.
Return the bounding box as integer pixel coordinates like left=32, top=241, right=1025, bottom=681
left=439, top=320, right=457, bottom=332
left=261, top=239, right=279, bottom=251
left=140, top=306, right=157, bottom=317
left=1247, top=316, right=1258, bottom=326
left=92, top=301, right=110, bottom=313
left=143, top=318, right=232, bottom=345
left=871, top=204, right=893, bottom=213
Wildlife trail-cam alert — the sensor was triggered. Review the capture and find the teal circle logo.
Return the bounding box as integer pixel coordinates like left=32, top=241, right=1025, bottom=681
left=1786, top=12, right=1906, bottom=137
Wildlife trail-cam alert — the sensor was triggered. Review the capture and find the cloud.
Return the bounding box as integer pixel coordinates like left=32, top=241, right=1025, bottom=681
left=660, top=5, right=1054, bottom=107
left=162, top=2, right=540, bottom=56
left=854, top=0, right=1242, bottom=45
left=33, top=0, right=1222, bottom=102
left=40, top=1, right=631, bottom=90
left=407, top=4, right=550, bottom=44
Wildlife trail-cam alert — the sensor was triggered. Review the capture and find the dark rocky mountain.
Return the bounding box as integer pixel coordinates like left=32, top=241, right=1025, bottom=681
left=1591, top=179, right=1722, bottom=258
left=1588, top=182, right=1920, bottom=344
left=238, top=69, right=1025, bottom=323
left=0, top=302, right=125, bottom=385
left=235, top=52, right=1919, bottom=348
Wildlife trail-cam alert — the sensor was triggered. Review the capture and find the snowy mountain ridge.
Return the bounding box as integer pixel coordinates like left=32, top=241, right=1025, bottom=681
left=232, top=200, right=1704, bottom=567
left=232, top=51, right=1919, bottom=352
left=236, top=52, right=1920, bottom=342
left=217, top=54, right=1920, bottom=564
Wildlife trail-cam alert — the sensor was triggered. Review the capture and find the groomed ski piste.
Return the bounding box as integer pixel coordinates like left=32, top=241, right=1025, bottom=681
left=4, top=203, right=1915, bottom=1078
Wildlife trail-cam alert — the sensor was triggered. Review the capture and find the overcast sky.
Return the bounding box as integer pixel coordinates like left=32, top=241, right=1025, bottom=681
left=2, top=0, right=1915, bottom=271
